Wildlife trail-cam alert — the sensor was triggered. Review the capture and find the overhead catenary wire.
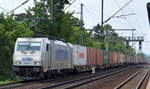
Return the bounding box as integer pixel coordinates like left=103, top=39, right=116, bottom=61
left=64, top=0, right=76, bottom=11
left=0, top=6, right=8, bottom=13
left=119, top=0, right=142, bottom=37
left=30, top=0, right=78, bottom=26
left=77, top=0, right=100, bottom=25
left=104, top=0, right=134, bottom=23
left=1, top=0, right=30, bottom=17
left=16, top=0, right=22, bottom=3
left=83, top=5, right=99, bottom=19
left=83, top=5, right=99, bottom=23
left=1, top=0, right=76, bottom=21
left=53, top=0, right=77, bottom=18
left=119, top=0, right=143, bottom=31
left=114, top=0, right=135, bottom=30
left=116, top=0, right=146, bottom=46
left=117, top=0, right=143, bottom=37
left=114, top=0, right=138, bottom=46
left=110, top=0, right=144, bottom=51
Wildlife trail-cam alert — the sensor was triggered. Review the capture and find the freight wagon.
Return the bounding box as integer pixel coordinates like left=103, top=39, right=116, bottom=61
left=13, top=38, right=145, bottom=79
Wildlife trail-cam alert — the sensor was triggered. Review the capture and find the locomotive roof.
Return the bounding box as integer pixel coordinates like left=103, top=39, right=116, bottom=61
left=16, top=38, right=73, bottom=47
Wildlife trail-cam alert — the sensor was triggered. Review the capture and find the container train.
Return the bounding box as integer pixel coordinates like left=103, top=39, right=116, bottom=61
left=13, top=38, right=145, bottom=79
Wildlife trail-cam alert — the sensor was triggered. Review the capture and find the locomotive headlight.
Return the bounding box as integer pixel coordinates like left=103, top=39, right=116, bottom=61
left=34, top=62, right=40, bottom=65
left=15, top=61, right=21, bottom=65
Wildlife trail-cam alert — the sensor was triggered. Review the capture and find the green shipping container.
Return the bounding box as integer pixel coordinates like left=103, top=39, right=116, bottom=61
left=103, top=51, right=109, bottom=64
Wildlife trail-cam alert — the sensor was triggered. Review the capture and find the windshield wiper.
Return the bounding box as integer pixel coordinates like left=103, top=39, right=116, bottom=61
left=28, top=45, right=35, bottom=54
left=21, top=47, right=28, bottom=54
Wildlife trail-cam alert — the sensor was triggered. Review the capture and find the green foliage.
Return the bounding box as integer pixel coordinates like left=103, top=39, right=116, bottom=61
left=0, top=14, right=33, bottom=80
left=89, top=23, right=135, bottom=55
left=25, top=0, right=72, bottom=37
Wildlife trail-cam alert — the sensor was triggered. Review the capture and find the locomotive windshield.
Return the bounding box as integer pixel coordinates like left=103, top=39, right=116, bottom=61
left=17, top=41, right=41, bottom=51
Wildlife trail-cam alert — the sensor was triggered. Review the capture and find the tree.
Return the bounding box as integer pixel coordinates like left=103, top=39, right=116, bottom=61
left=25, top=0, right=71, bottom=37
left=0, top=14, right=33, bottom=80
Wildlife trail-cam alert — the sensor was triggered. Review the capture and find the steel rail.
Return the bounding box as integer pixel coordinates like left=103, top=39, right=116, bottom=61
left=0, top=67, right=126, bottom=89
left=40, top=67, right=134, bottom=89
left=114, top=69, right=144, bottom=89
left=0, top=66, right=139, bottom=89
left=135, top=69, right=150, bottom=89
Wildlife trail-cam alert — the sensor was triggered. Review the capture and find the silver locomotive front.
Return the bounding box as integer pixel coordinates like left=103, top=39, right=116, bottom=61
left=13, top=38, right=44, bottom=78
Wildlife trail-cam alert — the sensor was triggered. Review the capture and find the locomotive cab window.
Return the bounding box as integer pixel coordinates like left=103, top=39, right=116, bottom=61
left=17, top=41, right=41, bottom=51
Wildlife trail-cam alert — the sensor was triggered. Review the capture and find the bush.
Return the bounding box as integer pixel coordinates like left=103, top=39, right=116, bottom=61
left=0, top=76, right=6, bottom=81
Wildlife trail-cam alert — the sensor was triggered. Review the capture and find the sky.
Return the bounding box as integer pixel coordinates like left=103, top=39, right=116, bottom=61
left=0, top=0, right=150, bottom=54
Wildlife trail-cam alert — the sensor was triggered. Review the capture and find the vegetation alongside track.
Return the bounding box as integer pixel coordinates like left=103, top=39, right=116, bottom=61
left=0, top=80, right=16, bottom=85
left=0, top=0, right=144, bottom=80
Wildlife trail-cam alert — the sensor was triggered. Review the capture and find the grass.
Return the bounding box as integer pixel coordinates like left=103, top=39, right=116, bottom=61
left=0, top=80, right=17, bottom=85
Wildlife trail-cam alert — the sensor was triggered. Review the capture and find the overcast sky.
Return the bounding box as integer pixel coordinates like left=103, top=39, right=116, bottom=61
left=0, top=0, right=150, bottom=54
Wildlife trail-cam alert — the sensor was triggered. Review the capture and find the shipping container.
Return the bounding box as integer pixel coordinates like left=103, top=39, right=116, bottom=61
left=103, top=51, right=109, bottom=65
left=117, top=53, right=120, bottom=64
left=87, top=48, right=96, bottom=65
left=72, top=45, right=87, bottom=66
left=109, top=52, right=114, bottom=64
left=127, top=55, right=134, bottom=64
left=120, top=54, right=123, bottom=63
left=96, top=49, right=103, bottom=65
left=114, top=52, right=118, bottom=64
left=120, top=54, right=126, bottom=64
left=109, top=52, right=118, bottom=64
left=124, top=54, right=127, bottom=64
left=135, top=55, right=138, bottom=63
left=135, top=55, right=145, bottom=63
left=117, top=53, right=122, bottom=64
left=123, top=54, right=126, bottom=63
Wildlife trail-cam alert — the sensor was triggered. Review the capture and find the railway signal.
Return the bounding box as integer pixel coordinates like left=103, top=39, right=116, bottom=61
left=124, top=36, right=144, bottom=53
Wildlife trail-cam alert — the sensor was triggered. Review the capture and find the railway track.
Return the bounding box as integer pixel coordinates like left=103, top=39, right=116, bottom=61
left=39, top=66, right=140, bottom=89
left=0, top=65, right=145, bottom=89
left=0, top=66, right=134, bottom=89
left=114, top=68, right=150, bottom=89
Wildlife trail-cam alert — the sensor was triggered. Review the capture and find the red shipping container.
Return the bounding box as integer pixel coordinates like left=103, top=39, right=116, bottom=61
left=96, top=49, right=103, bottom=65
left=109, top=52, right=114, bottom=64
left=87, top=48, right=96, bottom=65
left=109, top=52, right=118, bottom=64
left=114, top=53, right=118, bottom=64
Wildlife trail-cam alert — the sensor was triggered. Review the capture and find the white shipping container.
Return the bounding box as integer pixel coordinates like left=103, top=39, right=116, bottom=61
left=73, top=45, right=87, bottom=65
left=120, top=54, right=125, bottom=63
